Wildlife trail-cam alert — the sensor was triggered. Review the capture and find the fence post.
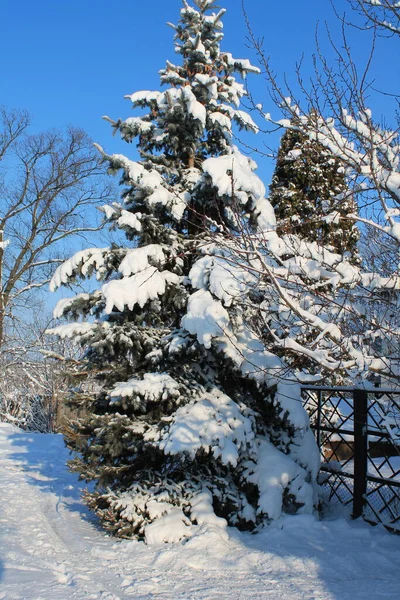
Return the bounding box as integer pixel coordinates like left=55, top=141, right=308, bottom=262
left=353, top=389, right=368, bottom=519
left=316, top=388, right=322, bottom=451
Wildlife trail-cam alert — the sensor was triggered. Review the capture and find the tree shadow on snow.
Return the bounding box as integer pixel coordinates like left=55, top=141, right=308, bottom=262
left=227, top=512, right=400, bottom=600
left=6, top=431, right=102, bottom=533
left=5, top=431, right=400, bottom=599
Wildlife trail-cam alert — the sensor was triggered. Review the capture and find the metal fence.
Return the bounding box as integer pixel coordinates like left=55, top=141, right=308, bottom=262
left=301, top=386, right=400, bottom=532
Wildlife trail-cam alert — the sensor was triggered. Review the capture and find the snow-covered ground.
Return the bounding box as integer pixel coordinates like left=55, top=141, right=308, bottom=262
left=1, top=423, right=400, bottom=600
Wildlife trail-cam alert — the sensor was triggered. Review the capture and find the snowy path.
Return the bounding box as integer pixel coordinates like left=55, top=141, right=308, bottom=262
left=1, top=423, right=400, bottom=600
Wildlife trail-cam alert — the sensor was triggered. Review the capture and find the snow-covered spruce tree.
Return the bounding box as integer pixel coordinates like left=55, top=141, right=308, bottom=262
left=269, top=117, right=360, bottom=263
left=49, top=0, right=319, bottom=542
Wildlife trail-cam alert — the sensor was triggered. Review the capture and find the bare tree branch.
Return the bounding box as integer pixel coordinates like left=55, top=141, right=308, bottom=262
left=348, top=0, right=400, bottom=35
left=0, top=107, right=113, bottom=357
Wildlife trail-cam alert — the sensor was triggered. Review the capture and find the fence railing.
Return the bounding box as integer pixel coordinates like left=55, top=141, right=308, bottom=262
left=301, top=386, right=400, bottom=532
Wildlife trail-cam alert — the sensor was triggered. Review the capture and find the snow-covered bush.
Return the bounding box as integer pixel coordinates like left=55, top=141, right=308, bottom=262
left=49, top=0, right=321, bottom=541
left=0, top=361, right=57, bottom=433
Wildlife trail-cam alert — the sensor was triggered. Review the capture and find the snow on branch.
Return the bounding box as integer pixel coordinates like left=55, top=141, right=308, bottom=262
left=350, top=0, right=400, bottom=34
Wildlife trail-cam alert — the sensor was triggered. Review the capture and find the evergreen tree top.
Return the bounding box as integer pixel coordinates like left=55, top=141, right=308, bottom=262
left=96, top=0, right=267, bottom=233
left=165, top=0, right=259, bottom=82
left=269, top=118, right=360, bottom=261
left=103, top=0, right=260, bottom=160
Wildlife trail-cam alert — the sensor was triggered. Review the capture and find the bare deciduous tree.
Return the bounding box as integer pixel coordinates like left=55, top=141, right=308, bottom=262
left=0, top=106, right=110, bottom=353
left=219, top=0, right=400, bottom=385
left=244, top=4, right=399, bottom=238
left=0, top=106, right=111, bottom=429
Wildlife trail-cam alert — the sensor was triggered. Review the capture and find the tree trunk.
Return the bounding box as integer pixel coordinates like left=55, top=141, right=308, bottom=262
left=187, top=153, right=195, bottom=169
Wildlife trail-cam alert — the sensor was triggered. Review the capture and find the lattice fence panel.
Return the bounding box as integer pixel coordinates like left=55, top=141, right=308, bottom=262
left=302, top=386, right=400, bottom=533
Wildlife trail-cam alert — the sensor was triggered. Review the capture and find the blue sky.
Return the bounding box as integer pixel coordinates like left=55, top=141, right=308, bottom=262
left=1, top=0, right=397, bottom=183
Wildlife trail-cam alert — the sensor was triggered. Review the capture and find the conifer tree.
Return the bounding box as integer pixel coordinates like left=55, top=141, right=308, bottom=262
left=49, top=0, right=319, bottom=542
left=269, top=119, right=360, bottom=262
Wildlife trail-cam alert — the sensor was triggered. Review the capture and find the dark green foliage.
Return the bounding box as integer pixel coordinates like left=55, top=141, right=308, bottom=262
left=269, top=124, right=360, bottom=262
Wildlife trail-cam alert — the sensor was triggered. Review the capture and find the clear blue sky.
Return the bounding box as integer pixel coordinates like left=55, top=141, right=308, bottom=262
left=1, top=0, right=397, bottom=182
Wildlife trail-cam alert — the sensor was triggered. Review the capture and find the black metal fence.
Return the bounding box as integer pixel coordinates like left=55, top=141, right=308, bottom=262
left=301, top=386, right=400, bottom=532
